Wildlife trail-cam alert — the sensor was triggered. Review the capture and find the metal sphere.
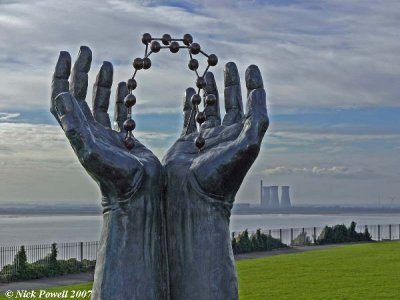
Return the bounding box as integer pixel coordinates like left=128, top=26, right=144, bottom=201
left=150, top=41, right=161, bottom=53
left=196, top=77, right=206, bottom=89
left=205, top=94, right=216, bottom=106
left=133, top=58, right=143, bottom=70
left=124, top=94, right=136, bottom=107
left=169, top=41, right=180, bottom=53
left=125, top=136, right=135, bottom=150
left=196, top=111, right=206, bottom=124
left=208, top=54, right=218, bottom=66
left=141, top=33, right=152, bottom=45
left=123, top=119, right=136, bottom=132
left=188, top=59, right=199, bottom=71
left=183, top=34, right=193, bottom=46
left=127, top=78, right=137, bottom=91
left=161, top=34, right=171, bottom=45
left=195, top=136, right=205, bottom=149
left=190, top=43, right=201, bottom=55
left=191, top=94, right=201, bottom=106
left=143, top=57, right=151, bottom=69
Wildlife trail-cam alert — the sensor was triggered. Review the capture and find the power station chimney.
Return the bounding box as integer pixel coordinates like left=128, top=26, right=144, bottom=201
left=280, top=186, right=291, bottom=208
left=261, top=186, right=271, bottom=207
left=260, top=180, right=263, bottom=204
left=269, top=186, right=279, bottom=208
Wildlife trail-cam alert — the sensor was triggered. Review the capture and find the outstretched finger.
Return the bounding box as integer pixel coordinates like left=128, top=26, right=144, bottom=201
left=51, top=51, right=71, bottom=121
left=114, top=82, right=128, bottom=132
left=244, top=65, right=269, bottom=145
left=70, top=46, right=94, bottom=121
left=54, top=92, right=96, bottom=161
left=223, top=62, right=243, bottom=126
left=93, top=61, right=113, bottom=128
left=202, top=72, right=221, bottom=129
left=182, top=87, right=197, bottom=136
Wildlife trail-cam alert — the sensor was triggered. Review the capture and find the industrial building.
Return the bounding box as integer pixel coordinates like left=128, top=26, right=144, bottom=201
left=260, top=180, right=292, bottom=209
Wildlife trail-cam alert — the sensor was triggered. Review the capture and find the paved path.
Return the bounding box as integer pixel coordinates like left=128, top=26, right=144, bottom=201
left=0, top=243, right=351, bottom=293
left=0, top=272, right=93, bottom=293
left=234, top=243, right=342, bottom=260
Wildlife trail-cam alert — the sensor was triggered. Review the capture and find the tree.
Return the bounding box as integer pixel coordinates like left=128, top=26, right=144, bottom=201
left=13, top=246, right=28, bottom=279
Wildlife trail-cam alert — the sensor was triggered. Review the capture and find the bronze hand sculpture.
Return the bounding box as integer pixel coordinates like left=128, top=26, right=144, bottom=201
left=51, top=42, right=268, bottom=300
left=51, top=47, right=167, bottom=300
left=163, top=63, right=268, bottom=300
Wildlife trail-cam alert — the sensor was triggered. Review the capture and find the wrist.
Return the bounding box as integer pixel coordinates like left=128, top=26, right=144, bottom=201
left=100, top=191, right=139, bottom=213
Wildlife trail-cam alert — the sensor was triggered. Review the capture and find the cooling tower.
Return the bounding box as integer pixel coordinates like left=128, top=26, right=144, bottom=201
left=280, top=186, right=291, bottom=208
left=261, top=186, right=271, bottom=207
left=269, top=185, right=279, bottom=208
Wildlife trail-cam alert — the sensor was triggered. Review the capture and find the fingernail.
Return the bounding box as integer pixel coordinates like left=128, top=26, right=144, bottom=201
left=224, top=62, right=240, bottom=86
left=74, top=46, right=92, bottom=73
left=96, top=61, right=113, bottom=88
left=204, top=72, right=218, bottom=95
left=246, top=65, right=263, bottom=90
left=116, top=82, right=128, bottom=104
left=54, top=51, right=71, bottom=78
left=184, top=87, right=196, bottom=110
left=55, top=92, right=74, bottom=116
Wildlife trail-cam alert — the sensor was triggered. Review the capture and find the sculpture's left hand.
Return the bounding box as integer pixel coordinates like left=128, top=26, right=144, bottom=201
left=51, top=47, right=162, bottom=210
left=163, top=62, right=269, bottom=200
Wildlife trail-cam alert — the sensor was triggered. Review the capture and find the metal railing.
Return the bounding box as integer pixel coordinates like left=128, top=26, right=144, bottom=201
left=231, top=223, right=400, bottom=246
left=0, top=241, right=98, bottom=281
left=1, top=223, right=399, bottom=281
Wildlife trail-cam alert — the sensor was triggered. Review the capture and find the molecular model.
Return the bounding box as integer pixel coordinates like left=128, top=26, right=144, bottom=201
left=123, top=33, right=218, bottom=151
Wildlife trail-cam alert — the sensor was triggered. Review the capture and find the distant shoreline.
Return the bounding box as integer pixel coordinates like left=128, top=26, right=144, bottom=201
left=232, top=206, right=400, bottom=215
left=0, top=208, right=102, bottom=216
left=1, top=206, right=400, bottom=216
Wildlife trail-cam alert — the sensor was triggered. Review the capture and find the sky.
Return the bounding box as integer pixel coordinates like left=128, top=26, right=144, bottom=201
left=0, top=0, right=399, bottom=207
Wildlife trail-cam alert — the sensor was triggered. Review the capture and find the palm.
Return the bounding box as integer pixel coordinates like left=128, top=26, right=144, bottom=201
left=163, top=63, right=268, bottom=199
left=51, top=47, right=161, bottom=205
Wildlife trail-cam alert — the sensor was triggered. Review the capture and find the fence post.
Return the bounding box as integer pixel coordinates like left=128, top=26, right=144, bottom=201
left=378, top=224, right=380, bottom=241
left=290, top=228, right=293, bottom=245
left=80, top=242, right=84, bottom=262
left=389, top=224, right=392, bottom=240
left=313, top=227, right=316, bottom=243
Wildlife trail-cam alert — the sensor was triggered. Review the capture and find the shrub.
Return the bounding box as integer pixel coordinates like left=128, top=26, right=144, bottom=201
left=291, top=232, right=312, bottom=246
left=234, top=229, right=252, bottom=253
left=318, top=222, right=372, bottom=245
left=14, top=246, right=28, bottom=279
left=232, top=229, right=287, bottom=254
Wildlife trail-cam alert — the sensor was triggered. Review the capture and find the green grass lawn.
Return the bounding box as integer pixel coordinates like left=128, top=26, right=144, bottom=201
left=237, top=241, right=400, bottom=300
left=1, top=241, right=399, bottom=299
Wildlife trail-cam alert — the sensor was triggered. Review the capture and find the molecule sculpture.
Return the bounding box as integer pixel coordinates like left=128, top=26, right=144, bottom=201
left=124, top=33, right=218, bottom=151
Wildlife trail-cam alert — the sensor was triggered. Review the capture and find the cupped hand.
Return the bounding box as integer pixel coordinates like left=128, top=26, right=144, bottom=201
left=163, top=62, right=269, bottom=200
left=51, top=46, right=161, bottom=209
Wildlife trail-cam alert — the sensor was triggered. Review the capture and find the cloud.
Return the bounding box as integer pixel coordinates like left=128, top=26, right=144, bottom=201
left=0, top=0, right=400, bottom=206
left=262, top=165, right=376, bottom=179
left=271, top=130, right=400, bottom=143
left=0, top=0, right=399, bottom=113
left=0, top=112, right=20, bottom=121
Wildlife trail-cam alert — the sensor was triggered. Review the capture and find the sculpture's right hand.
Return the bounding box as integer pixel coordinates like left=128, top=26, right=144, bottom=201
left=50, top=47, right=159, bottom=207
